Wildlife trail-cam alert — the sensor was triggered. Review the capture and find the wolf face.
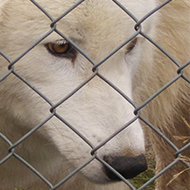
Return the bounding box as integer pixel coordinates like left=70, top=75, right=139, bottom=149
left=0, top=0, right=156, bottom=188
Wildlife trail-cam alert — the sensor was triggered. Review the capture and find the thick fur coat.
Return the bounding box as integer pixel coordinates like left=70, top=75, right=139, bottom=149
left=134, top=1, right=190, bottom=189
left=0, top=0, right=189, bottom=190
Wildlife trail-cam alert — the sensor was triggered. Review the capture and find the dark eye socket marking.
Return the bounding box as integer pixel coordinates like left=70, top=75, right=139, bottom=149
left=45, top=39, right=77, bottom=60
left=126, top=38, right=138, bottom=53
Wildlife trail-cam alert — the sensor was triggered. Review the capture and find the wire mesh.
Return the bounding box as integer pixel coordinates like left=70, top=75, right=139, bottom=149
left=0, top=0, right=189, bottom=189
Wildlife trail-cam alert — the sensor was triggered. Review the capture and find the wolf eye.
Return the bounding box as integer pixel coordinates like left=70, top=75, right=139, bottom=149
left=126, top=38, right=138, bottom=53
left=45, top=39, right=76, bottom=59
left=46, top=40, right=70, bottom=55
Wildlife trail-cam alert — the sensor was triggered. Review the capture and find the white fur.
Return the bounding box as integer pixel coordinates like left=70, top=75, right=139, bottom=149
left=0, top=1, right=156, bottom=189
left=1, top=0, right=189, bottom=190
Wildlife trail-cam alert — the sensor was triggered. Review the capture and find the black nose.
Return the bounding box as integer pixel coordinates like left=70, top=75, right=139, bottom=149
left=103, top=154, right=147, bottom=180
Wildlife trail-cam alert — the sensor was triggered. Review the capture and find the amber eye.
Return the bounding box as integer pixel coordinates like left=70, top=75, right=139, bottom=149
left=45, top=39, right=72, bottom=56
left=126, top=38, right=138, bottom=53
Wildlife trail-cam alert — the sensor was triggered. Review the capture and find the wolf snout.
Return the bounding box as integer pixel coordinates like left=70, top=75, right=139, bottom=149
left=103, top=154, right=147, bottom=180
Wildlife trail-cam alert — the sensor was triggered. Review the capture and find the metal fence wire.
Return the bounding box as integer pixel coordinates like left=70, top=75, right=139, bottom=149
left=0, top=0, right=190, bottom=189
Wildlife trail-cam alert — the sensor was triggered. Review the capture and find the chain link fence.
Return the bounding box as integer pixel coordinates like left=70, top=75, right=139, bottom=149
left=0, top=0, right=190, bottom=189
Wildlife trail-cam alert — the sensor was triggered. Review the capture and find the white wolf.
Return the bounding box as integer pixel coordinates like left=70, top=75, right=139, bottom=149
left=0, top=0, right=190, bottom=190
left=0, top=0, right=156, bottom=189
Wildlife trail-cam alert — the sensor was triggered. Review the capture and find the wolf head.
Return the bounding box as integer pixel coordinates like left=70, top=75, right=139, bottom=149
left=0, top=0, right=156, bottom=185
